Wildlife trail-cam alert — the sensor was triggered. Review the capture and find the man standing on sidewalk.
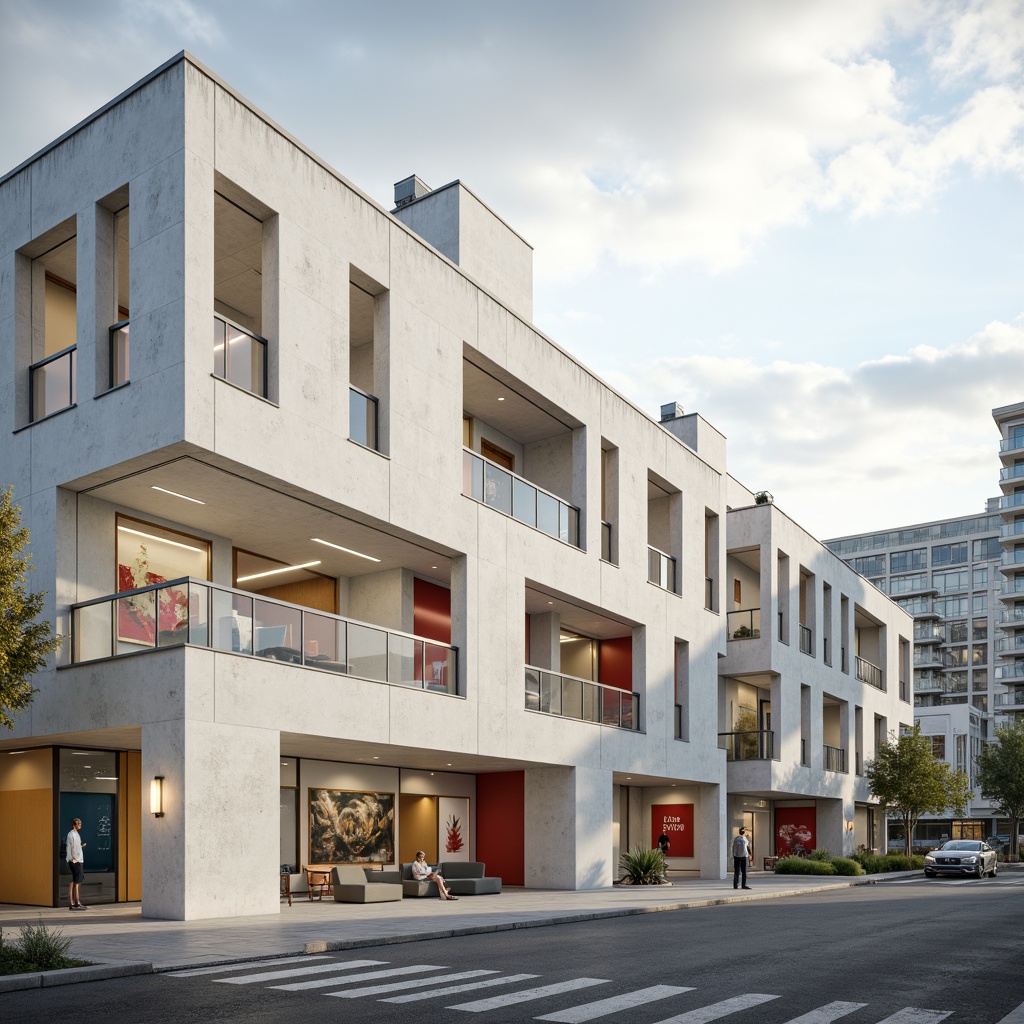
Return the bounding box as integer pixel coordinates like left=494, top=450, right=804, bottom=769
left=732, top=827, right=752, bottom=890
left=66, top=818, right=88, bottom=910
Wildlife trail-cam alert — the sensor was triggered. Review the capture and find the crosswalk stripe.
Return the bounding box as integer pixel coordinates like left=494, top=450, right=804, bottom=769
left=168, top=955, right=328, bottom=977
left=324, top=969, right=498, bottom=998
left=215, top=958, right=386, bottom=985
left=650, top=992, right=780, bottom=1024
left=779, top=1001, right=867, bottom=1024
left=873, top=1010, right=952, bottom=1024
left=271, top=964, right=447, bottom=992
left=382, top=973, right=541, bottom=1004
left=996, top=1000, right=1024, bottom=1023
left=535, top=985, right=695, bottom=1022
left=450, top=978, right=610, bottom=1012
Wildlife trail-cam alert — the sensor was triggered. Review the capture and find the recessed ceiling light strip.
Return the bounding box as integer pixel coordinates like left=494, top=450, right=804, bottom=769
left=151, top=485, right=205, bottom=504
left=237, top=560, right=322, bottom=583
left=311, top=537, right=381, bottom=562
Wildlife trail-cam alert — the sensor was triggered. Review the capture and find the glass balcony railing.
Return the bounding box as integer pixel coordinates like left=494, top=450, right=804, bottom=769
left=914, top=672, right=943, bottom=692
left=994, top=690, right=1024, bottom=707
left=994, top=663, right=1024, bottom=682
left=349, top=386, right=379, bottom=450
left=913, top=649, right=943, bottom=666
left=999, top=465, right=1024, bottom=483
left=463, top=449, right=580, bottom=548
left=997, top=493, right=1024, bottom=511
left=109, top=320, right=130, bottom=388
left=823, top=744, right=847, bottom=773
left=996, top=635, right=1024, bottom=653
left=601, top=521, right=612, bottom=562
left=213, top=314, right=267, bottom=398
left=1001, top=550, right=1024, bottom=569
left=728, top=608, right=761, bottom=640
left=914, top=622, right=944, bottom=642
left=524, top=666, right=638, bottom=731
left=70, top=577, right=458, bottom=694
left=1001, top=578, right=1024, bottom=595
left=718, top=730, right=774, bottom=761
left=647, top=546, right=677, bottom=593
left=1000, top=521, right=1024, bottom=539
left=799, top=624, right=813, bottom=655
left=856, top=655, right=885, bottom=690
left=997, top=606, right=1024, bottom=626
left=1000, top=435, right=1024, bottom=454
left=29, top=345, right=76, bottom=421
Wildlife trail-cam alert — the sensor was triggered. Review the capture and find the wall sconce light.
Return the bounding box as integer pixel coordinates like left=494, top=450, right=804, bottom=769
left=150, top=776, right=165, bottom=817
left=845, top=819, right=854, bottom=832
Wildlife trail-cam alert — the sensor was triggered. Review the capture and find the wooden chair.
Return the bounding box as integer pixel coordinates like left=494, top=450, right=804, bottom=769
left=280, top=870, right=292, bottom=907
left=303, top=864, right=334, bottom=901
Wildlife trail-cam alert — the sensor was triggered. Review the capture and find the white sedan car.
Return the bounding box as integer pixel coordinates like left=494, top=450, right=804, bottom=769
left=923, top=840, right=998, bottom=879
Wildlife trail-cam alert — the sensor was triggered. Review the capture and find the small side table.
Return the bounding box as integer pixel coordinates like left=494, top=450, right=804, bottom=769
left=280, top=871, right=292, bottom=907
left=763, top=856, right=779, bottom=872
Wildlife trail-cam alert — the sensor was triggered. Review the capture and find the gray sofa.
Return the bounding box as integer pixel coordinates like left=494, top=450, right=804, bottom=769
left=331, top=865, right=402, bottom=903
left=394, top=861, right=501, bottom=897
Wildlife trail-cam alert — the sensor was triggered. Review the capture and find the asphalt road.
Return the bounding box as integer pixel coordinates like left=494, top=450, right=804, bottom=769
left=5, top=874, right=1023, bottom=1024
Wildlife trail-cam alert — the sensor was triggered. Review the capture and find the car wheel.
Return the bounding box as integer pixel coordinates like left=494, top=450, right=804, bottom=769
left=924, top=870, right=935, bottom=878
left=976, top=866, right=984, bottom=879
left=990, top=863, right=998, bottom=878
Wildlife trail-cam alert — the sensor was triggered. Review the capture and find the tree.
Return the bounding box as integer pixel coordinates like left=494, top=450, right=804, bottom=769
left=975, top=720, right=1024, bottom=861
left=0, top=486, right=61, bottom=729
left=865, top=725, right=972, bottom=858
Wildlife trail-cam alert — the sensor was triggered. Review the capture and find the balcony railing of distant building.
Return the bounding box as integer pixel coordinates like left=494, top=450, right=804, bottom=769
left=799, top=624, right=813, bottom=656
left=213, top=313, right=268, bottom=398
left=997, top=493, right=1024, bottom=512
left=996, top=606, right=1024, bottom=627
left=524, top=666, right=638, bottom=731
left=855, top=656, right=884, bottom=690
left=647, top=545, right=677, bottom=593
left=463, top=448, right=580, bottom=548
left=1001, top=578, right=1024, bottom=596
left=996, top=635, right=1024, bottom=654
left=914, top=649, right=943, bottom=668
left=29, top=345, right=76, bottom=422
left=994, top=690, right=1024, bottom=707
left=674, top=703, right=684, bottom=739
left=914, top=622, right=944, bottom=643
left=705, top=576, right=714, bottom=611
left=1000, top=521, right=1024, bottom=539
left=718, top=730, right=774, bottom=761
left=727, top=608, right=761, bottom=640
left=69, top=577, right=458, bottom=694
left=823, top=744, right=847, bottom=773
left=994, top=663, right=1024, bottom=682
left=601, top=521, right=612, bottom=562
left=999, top=464, right=1024, bottom=483
left=914, top=672, right=944, bottom=692
left=109, top=320, right=130, bottom=389
left=1001, top=550, right=1024, bottom=570
left=1000, top=435, right=1024, bottom=454
left=349, top=385, right=379, bottom=451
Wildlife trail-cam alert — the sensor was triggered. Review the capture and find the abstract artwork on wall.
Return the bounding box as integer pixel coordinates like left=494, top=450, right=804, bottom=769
left=308, top=789, right=395, bottom=863
left=774, top=806, right=816, bottom=856
left=438, top=796, right=470, bottom=861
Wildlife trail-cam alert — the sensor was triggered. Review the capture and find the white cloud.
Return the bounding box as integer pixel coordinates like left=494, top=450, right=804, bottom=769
left=608, top=317, right=1024, bottom=537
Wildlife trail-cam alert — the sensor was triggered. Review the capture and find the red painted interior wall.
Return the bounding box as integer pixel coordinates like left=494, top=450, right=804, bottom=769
left=414, top=578, right=451, bottom=644
left=598, top=636, right=632, bottom=690
left=475, top=771, right=525, bottom=885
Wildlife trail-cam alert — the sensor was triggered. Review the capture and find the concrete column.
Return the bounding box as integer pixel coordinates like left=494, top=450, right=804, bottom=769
left=524, top=766, right=612, bottom=889
left=699, top=781, right=727, bottom=878
left=78, top=202, right=115, bottom=399
left=816, top=797, right=853, bottom=858
left=451, top=554, right=470, bottom=698
left=142, top=718, right=280, bottom=920
left=529, top=612, right=560, bottom=671
left=373, top=290, right=391, bottom=456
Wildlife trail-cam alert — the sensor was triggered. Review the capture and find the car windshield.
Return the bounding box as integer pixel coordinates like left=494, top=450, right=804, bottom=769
left=941, top=841, right=981, bottom=851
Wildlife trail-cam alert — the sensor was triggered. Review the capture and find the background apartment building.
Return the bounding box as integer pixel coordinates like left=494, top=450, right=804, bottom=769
left=0, top=54, right=908, bottom=919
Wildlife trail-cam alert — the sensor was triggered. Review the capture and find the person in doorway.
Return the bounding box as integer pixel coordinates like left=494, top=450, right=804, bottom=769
left=732, top=827, right=752, bottom=890
left=657, top=833, right=670, bottom=857
left=66, top=818, right=88, bottom=910
left=412, top=851, right=457, bottom=900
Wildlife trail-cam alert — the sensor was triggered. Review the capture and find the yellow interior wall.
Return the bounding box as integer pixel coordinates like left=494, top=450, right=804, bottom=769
left=118, top=752, right=142, bottom=901
left=0, top=748, right=54, bottom=907
left=398, top=794, right=437, bottom=864
left=44, top=277, right=77, bottom=355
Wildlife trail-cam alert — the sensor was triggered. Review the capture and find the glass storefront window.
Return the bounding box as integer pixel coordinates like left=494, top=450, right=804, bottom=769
left=58, top=749, right=118, bottom=907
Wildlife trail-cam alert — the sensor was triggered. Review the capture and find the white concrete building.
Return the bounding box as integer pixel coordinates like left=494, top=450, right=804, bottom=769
left=0, top=54, right=909, bottom=919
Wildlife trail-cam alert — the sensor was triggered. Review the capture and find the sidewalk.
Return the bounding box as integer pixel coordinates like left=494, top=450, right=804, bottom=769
left=0, top=870, right=914, bottom=973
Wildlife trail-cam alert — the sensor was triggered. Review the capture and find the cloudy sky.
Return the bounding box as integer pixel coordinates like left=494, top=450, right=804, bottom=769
left=2, top=0, right=1023, bottom=539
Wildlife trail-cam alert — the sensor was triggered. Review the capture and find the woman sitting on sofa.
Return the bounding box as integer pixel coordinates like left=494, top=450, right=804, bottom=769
left=412, top=851, right=457, bottom=900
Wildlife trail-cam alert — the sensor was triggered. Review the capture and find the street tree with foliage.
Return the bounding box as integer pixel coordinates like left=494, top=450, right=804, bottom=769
left=865, top=725, right=972, bottom=858
left=0, top=487, right=61, bottom=729
left=975, top=720, right=1024, bottom=860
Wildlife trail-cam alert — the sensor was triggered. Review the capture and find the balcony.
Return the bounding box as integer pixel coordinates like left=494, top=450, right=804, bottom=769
left=913, top=649, right=943, bottom=669
left=1000, top=435, right=1024, bottom=455
left=997, top=493, right=1024, bottom=514
left=1001, top=550, right=1024, bottom=572
left=718, top=730, right=774, bottom=761
left=524, top=666, right=638, bottom=731
left=999, top=464, right=1024, bottom=485
left=109, top=320, right=130, bottom=389
left=1000, top=521, right=1024, bottom=540
left=463, top=449, right=580, bottom=548
left=70, top=577, right=458, bottom=694
left=996, top=635, right=1024, bottom=654
left=823, top=744, right=847, bottom=773
left=994, top=663, right=1024, bottom=682
left=647, top=545, right=677, bottom=593
left=799, top=624, right=813, bottom=656
left=855, top=655, right=885, bottom=691
left=997, top=606, right=1024, bottom=629
left=994, top=690, right=1024, bottom=708
left=914, top=622, right=944, bottom=643
left=213, top=314, right=267, bottom=398
left=727, top=608, right=761, bottom=640
left=914, top=672, right=943, bottom=692
left=349, top=385, right=379, bottom=451
left=29, top=345, right=76, bottom=422
left=1001, top=578, right=1024, bottom=596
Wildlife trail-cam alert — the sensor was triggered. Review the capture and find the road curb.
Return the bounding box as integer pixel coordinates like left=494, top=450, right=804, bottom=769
left=0, top=960, right=152, bottom=992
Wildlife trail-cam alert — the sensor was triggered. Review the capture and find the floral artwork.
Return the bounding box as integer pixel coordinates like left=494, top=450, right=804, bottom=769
left=309, top=790, right=395, bottom=863
left=775, top=807, right=816, bottom=856
left=445, top=814, right=464, bottom=854
left=116, top=546, right=180, bottom=644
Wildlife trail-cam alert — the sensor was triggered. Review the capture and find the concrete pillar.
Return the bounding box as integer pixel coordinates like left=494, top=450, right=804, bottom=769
left=700, top=782, right=727, bottom=878
left=524, top=766, right=612, bottom=889
left=142, top=718, right=279, bottom=920
left=529, top=612, right=560, bottom=671
left=816, top=797, right=853, bottom=857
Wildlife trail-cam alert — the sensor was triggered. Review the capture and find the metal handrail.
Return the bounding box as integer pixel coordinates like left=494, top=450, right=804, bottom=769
left=213, top=312, right=268, bottom=398
left=823, top=744, right=847, bottom=772
left=647, top=545, right=677, bottom=592
left=799, top=624, right=813, bottom=655
left=29, top=344, right=76, bottom=421
left=727, top=608, right=761, bottom=640
left=718, top=730, right=774, bottom=761
left=108, top=319, right=130, bottom=389
left=855, top=655, right=885, bottom=690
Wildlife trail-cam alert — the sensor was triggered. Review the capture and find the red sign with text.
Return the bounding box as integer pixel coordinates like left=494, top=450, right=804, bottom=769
left=651, top=804, right=694, bottom=857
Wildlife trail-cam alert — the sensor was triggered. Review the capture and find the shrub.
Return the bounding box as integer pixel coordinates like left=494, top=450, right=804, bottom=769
left=807, top=848, right=833, bottom=862
left=851, top=851, right=923, bottom=873
left=773, top=856, right=838, bottom=875
left=618, top=844, right=667, bottom=884
left=0, top=922, right=84, bottom=976
left=830, top=857, right=865, bottom=876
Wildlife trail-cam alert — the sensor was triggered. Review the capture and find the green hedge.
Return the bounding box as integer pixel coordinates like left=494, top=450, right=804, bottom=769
left=773, top=857, right=838, bottom=875
left=830, top=857, right=865, bottom=876
left=850, top=852, right=924, bottom=873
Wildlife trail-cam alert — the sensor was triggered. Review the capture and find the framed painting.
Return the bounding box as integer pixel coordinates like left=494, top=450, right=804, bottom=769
left=308, top=789, right=395, bottom=864
left=438, top=796, right=469, bottom=861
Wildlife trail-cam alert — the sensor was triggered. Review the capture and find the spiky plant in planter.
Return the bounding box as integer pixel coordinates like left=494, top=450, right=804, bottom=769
left=617, top=844, right=669, bottom=885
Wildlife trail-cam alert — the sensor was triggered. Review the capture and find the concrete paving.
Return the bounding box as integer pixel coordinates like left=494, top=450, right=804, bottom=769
left=0, top=870, right=915, bottom=974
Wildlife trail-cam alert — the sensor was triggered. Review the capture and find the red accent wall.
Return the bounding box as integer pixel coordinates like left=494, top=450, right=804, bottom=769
left=476, top=771, right=524, bottom=885
left=774, top=807, right=817, bottom=856
left=598, top=636, right=632, bottom=690
left=651, top=804, right=695, bottom=857
left=414, top=578, right=451, bottom=644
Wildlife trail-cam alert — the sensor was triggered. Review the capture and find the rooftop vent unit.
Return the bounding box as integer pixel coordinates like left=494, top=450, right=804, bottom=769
left=660, top=402, right=684, bottom=422
left=393, top=174, right=432, bottom=209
